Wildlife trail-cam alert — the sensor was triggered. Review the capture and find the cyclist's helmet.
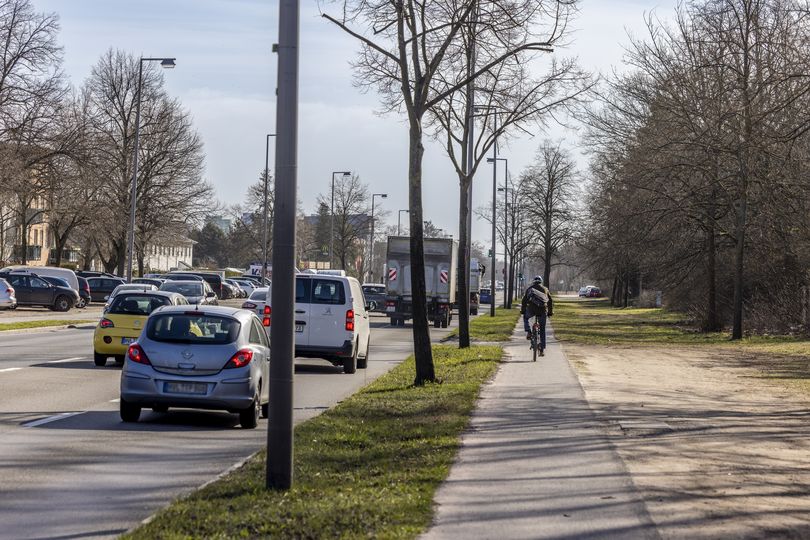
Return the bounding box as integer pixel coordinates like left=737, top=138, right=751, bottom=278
left=532, top=275, right=543, bottom=285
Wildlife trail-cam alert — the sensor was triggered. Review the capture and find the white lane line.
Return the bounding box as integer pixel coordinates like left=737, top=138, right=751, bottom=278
left=45, top=357, right=85, bottom=364
left=0, top=367, right=23, bottom=373
left=22, top=411, right=84, bottom=428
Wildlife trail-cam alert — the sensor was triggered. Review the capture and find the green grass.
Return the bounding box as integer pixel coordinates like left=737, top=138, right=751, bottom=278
left=0, top=320, right=87, bottom=332
left=553, top=298, right=810, bottom=355
left=124, top=344, right=504, bottom=540
left=447, top=307, right=521, bottom=341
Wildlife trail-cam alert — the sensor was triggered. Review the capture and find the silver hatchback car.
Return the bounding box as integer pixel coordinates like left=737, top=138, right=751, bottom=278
left=120, top=305, right=270, bottom=428
left=0, top=278, right=17, bottom=309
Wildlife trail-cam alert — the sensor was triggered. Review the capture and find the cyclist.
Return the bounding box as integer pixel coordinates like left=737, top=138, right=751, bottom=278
left=520, top=276, right=553, bottom=355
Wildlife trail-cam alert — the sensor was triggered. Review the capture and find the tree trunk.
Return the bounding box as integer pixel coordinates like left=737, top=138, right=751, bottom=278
left=611, top=274, right=619, bottom=307
left=622, top=276, right=629, bottom=308
left=457, top=177, right=471, bottom=348
left=704, top=189, right=720, bottom=332
left=731, top=197, right=747, bottom=339
left=408, top=120, right=435, bottom=385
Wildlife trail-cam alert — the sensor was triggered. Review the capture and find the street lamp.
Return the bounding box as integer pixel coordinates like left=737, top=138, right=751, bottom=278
left=262, top=133, right=277, bottom=284
left=330, top=171, right=351, bottom=268
left=126, top=56, right=176, bottom=282
left=491, top=157, right=508, bottom=307
left=368, top=193, right=387, bottom=281
left=397, top=209, right=409, bottom=235
left=478, top=107, right=500, bottom=317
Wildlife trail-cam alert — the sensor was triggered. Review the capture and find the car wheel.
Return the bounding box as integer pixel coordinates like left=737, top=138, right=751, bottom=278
left=343, top=345, right=357, bottom=374
left=240, top=394, right=260, bottom=429
left=357, top=337, right=370, bottom=369
left=53, top=295, right=71, bottom=312
left=152, top=405, right=169, bottom=413
left=93, top=352, right=107, bottom=367
left=120, top=399, right=141, bottom=422
left=76, top=298, right=86, bottom=309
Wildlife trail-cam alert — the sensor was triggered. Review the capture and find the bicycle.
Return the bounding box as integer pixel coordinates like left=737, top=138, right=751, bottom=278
left=529, top=314, right=544, bottom=362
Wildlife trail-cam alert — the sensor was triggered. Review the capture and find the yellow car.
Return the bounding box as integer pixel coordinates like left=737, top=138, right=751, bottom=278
left=93, top=291, right=188, bottom=367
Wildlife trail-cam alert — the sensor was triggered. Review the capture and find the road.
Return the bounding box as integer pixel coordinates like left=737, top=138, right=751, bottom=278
left=0, top=311, right=461, bottom=540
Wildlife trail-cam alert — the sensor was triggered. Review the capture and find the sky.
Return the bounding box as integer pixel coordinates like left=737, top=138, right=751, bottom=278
left=36, top=0, right=679, bottom=246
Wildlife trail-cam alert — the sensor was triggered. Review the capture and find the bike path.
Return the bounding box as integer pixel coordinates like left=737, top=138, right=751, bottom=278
left=421, top=320, right=659, bottom=539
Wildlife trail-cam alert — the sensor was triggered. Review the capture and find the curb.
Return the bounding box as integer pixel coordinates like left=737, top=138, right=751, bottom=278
left=0, top=323, right=97, bottom=335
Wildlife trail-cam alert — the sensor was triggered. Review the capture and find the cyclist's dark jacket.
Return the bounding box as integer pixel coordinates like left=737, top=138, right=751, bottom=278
left=520, top=283, right=553, bottom=317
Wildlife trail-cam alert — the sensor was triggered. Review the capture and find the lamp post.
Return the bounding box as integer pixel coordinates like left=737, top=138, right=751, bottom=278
left=126, top=56, right=176, bottom=282
left=491, top=157, right=508, bottom=307
left=397, top=209, right=409, bottom=235
left=330, top=171, right=351, bottom=269
left=368, top=193, right=387, bottom=281
left=262, top=133, right=277, bottom=284
left=483, top=110, right=499, bottom=316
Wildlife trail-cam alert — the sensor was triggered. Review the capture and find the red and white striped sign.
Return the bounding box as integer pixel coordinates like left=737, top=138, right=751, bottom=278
left=388, top=268, right=398, bottom=281
left=440, top=270, right=449, bottom=284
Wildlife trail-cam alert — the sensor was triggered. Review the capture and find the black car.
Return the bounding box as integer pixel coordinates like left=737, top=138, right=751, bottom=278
left=164, top=272, right=226, bottom=299
left=86, top=276, right=127, bottom=303
left=361, top=284, right=387, bottom=312
left=76, top=271, right=118, bottom=279
left=0, top=272, right=79, bottom=311
left=77, top=276, right=92, bottom=308
left=132, top=277, right=164, bottom=288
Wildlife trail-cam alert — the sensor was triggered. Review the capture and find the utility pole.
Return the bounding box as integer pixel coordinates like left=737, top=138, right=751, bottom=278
left=267, top=0, right=298, bottom=491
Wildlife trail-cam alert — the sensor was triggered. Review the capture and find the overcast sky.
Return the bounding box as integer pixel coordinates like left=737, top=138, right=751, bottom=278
left=37, top=0, right=678, bottom=245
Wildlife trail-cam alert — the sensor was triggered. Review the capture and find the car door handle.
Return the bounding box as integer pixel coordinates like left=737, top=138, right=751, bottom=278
left=295, top=309, right=305, bottom=314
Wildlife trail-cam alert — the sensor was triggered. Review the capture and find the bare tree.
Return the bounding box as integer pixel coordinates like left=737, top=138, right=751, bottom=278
left=317, top=173, right=370, bottom=276
left=321, top=0, right=577, bottom=382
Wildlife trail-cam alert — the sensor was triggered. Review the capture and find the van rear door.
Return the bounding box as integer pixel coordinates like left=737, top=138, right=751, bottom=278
left=306, top=278, right=347, bottom=349
left=293, top=277, right=311, bottom=347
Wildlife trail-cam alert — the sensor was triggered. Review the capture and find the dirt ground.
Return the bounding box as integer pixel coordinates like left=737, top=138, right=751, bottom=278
left=564, top=343, right=810, bottom=539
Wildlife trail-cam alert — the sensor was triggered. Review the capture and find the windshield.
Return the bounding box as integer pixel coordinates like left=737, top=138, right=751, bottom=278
left=146, top=313, right=240, bottom=344
left=109, top=294, right=169, bottom=316
left=161, top=282, right=203, bottom=296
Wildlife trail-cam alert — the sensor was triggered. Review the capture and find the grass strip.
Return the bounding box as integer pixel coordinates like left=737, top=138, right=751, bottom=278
left=553, top=298, right=810, bottom=355
left=0, top=320, right=87, bottom=332
left=125, top=344, right=503, bottom=540
left=447, top=307, right=521, bottom=341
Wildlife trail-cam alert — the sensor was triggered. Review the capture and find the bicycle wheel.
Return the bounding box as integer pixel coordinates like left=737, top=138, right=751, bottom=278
left=532, top=329, right=538, bottom=362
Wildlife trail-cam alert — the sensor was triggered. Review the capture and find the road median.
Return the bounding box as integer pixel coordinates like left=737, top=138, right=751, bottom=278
left=0, top=320, right=90, bottom=332
left=446, top=307, right=521, bottom=342
left=124, top=344, right=504, bottom=539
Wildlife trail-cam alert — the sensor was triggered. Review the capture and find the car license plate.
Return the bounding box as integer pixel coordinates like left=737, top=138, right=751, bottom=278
left=121, top=337, right=135, bottom=345
left=386, top=305, right=395, bottom=312
left=164, top=382, right=207, bottom=395
left=295, top=324, right=303, bottom=333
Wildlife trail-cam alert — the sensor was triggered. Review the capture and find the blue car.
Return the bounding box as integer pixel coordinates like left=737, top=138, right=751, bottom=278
left=479, top=288, right=492, bottom=304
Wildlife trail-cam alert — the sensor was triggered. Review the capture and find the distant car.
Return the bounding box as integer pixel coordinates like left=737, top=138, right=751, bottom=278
left=106, top=284, right=159, bottom=308
left=0, top=277, right=17, bottom=310
left=160, top=280, right=218, bottom=306
left=76, top=271, right=117, bottom=279
left=164, top=271, right=226, bottom=299
left=86, top=276, right=127, bottom=303
left=93, top=291, right=188, bottom=366
left=132, top=277, right=165, bottom=288
left=0, top=271, right=78, bottom=311
left=586, top=287, right=602, bottom=298
left=230, top=278, right=257, bottom=298
left=479, top=287, right=492, bottom=304
left=77, top=276, right=91, bottom=308
left=119, top=305, right=270, bottom=428
left=241, top=287, right=268, bottom=318
left=361, top=283, right=386, bottom=312
left=221, top=281, right=241, bottom=299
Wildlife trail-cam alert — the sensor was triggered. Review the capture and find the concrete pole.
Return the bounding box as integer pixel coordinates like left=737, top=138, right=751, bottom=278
left=490, top=112, right=497, bottom=317
left=267, top=0, right=298, bottom=491
left=126, top=59, right=144, bottom=282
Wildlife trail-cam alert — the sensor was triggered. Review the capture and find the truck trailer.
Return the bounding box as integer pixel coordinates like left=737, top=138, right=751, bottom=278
left=384, top=236, right=458, bottom=328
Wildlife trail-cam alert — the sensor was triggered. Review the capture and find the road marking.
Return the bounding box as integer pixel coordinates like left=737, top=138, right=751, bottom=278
left=109, top=398, right=120, bottom=403
left=46, top=357, right=85, bottom=364
left=0, top=367, right=23, bottom=373
left=22, top=411, right=84, bottom=428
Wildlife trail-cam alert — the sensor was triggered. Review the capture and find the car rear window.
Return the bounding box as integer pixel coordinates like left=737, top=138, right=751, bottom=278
left=249, top=289, right=267, bottom=301
left=161, top=282, right=203, bottom=296
left=109, top=295, right=170, bottom=315
left=146, top=313, right=240, bottom=344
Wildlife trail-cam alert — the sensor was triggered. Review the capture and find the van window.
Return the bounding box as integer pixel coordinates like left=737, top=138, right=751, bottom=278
left=295, top=278, right=311, bottom=303
left=310, top=279, right=345, bottom=305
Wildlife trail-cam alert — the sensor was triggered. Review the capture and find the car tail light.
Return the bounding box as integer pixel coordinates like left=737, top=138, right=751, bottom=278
left=242, top=301, right=257, bottom=309
left=127, top=344, right=151, bottom=365
left=99, top=318, right=114, bottom=328
left=6, top=287, right=13, bottom=295
left=225, top=348, right=253, bottom=369
left=385, top=300, right=395, bottom=307
left=345, top=309, right=354, bottom=331
left=262, top=305, right=271, bottom=327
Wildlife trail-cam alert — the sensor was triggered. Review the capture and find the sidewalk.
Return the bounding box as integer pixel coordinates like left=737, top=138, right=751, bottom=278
left=421, top=321, right=659, bottom=540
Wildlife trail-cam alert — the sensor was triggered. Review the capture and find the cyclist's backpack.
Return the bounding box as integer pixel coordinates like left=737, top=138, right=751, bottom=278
left=527, top=287, right=548, bottom=311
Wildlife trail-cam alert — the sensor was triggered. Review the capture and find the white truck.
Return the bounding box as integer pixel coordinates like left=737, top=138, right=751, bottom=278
left=384, top=236, right=458, bottom=328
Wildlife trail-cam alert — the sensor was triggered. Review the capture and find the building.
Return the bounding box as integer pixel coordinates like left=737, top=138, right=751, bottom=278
left=207, top=215, right=232, bottom=234
left=142, top=237, right=195, bottom=272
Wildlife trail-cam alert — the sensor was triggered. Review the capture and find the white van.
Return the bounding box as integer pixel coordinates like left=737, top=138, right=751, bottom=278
left=0, top=266, right=79, bottom=292
left=262, top=274, right=371, bottom=374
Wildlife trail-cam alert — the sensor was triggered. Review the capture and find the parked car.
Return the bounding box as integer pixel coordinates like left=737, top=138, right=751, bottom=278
left=221, top=280, right=241, bottom=299
left=230, top=278, right=257, bottom=298
left=132, top=277, right=165, bottom=288
left=160, top=280, right=218, bottom=305
left=0, top=265, right=79, bottom=292
left=93, top=291, right=188, bottom=367
left=241, top=287, right=268, bottom=317
left=76, top=271, right=117, bottom=279
left=105, top=284, right=159, bottom=309
left=361, top=283, right=386, bottom=312
left=578, top=286, right=589, bottom=297
left=0, top=277, right=17, bottom=310
left=119, top=305, right=270, bottom=428
left=586, top=287, right=602, bottom=298
left=265, top=274, right=370, bottom=374
left=0, top=271, right=78, bottom=311
left=86, top=276, right=127, bottom=303
left=479, top=287, right=492, bottom=304
left=77, top=276, right=91, bottom=308
left=162, top=273, right=204, bottom=281
left=164, top=271, right=226, bottom=299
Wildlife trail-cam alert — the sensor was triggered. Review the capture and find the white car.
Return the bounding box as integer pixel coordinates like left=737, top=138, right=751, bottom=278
left=230, top=278, right=257, bottom=298
left=258, top=275, right=371, bottom=374
left=0, top=278, right=17, bottom=310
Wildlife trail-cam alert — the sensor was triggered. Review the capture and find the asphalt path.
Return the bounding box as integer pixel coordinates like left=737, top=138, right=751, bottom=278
left=0, top=311, right=463, bottom=540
